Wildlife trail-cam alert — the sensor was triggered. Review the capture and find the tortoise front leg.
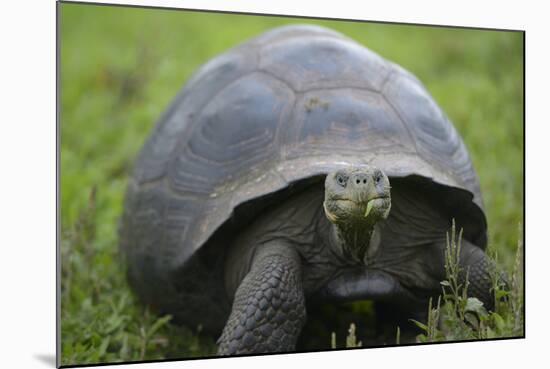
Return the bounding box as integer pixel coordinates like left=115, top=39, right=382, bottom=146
left=217, top=242, right=306, bottom=355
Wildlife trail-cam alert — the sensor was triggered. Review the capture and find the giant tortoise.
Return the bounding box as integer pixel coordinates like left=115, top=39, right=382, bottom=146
left=119, top=24, right=494, bottom=355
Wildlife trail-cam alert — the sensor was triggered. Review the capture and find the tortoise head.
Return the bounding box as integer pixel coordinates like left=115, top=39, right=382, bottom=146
left=323, top=166, right=391, bottom=263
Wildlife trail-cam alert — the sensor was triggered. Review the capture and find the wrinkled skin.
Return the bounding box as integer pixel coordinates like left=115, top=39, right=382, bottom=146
left=218, top=166, right=495, bottom=355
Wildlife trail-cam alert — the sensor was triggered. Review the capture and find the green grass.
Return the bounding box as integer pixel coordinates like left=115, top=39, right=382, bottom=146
left=59, top=3, right=524, bottom=366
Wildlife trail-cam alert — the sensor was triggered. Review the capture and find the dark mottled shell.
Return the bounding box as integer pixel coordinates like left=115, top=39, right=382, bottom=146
left=119, top=25, right=486, bottom=327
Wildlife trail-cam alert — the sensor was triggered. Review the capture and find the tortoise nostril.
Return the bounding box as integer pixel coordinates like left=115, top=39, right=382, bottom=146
left=352, top=174, right=370, bottom=186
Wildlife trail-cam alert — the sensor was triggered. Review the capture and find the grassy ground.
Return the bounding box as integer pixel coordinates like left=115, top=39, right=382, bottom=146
left=59, top=3, right=524, bottom=366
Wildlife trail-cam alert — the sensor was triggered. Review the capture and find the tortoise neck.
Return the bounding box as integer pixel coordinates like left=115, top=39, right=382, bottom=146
left=328, top=220, right=380, bottom=266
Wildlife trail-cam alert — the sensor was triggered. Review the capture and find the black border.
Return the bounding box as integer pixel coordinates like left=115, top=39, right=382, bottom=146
left=56, top=1, right=527, bottom=368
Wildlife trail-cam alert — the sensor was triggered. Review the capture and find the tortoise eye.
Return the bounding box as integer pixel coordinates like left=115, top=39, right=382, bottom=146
left=335, top=173, right=347, bottom=187
left=374, top=171, right=383, bottom=184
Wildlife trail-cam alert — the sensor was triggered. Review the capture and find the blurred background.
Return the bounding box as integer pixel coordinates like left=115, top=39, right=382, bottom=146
left=59, top=2, right=523, bottom=366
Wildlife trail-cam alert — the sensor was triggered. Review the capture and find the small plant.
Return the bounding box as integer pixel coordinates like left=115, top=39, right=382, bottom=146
left=395, top=326, right=400, bottom=345
left=331, top=323, right=362, bottom=349
left=412, top=221, right=524, bottom=342
left=411, top=296, right=444, bottom=342
left=346, top=323, right=362, bottom=348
